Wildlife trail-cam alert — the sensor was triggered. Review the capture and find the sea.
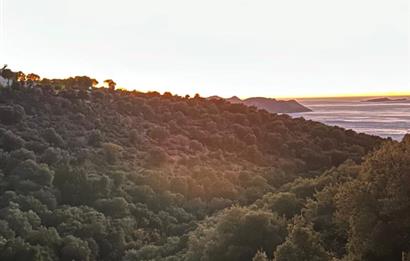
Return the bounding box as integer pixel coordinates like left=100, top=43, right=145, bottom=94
left=292, top=97, right=410, bottom=141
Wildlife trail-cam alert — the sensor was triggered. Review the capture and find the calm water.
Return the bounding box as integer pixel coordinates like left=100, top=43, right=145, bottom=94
left=293, top=97, right=410, bottom=141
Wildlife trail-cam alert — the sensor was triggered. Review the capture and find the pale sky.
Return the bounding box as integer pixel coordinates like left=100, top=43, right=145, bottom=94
left=1, top=0, right=409, bottom=98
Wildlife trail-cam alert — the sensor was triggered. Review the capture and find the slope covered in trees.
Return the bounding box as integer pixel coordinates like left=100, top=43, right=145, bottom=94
left=0, top=71, right=408, bottom=260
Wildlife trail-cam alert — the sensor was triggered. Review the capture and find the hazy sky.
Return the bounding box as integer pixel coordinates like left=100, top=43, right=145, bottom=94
left=1, top=0, right=409, bottom=98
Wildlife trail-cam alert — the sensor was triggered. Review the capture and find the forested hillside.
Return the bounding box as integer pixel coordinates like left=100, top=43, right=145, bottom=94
left=0, top=72, right=408, bottom=260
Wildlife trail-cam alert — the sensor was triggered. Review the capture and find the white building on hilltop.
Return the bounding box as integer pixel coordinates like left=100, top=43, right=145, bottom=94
left=0, top=65, right=13, bottom=87
left=0, top=75, right=11, bottom=87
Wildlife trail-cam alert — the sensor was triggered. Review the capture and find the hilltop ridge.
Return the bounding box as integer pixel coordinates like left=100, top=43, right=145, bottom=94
left=209, top=95, right=312, bottom=113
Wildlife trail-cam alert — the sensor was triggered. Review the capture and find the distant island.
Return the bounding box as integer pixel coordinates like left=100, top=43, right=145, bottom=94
left=362, top=97, right=408, bottom=103
left=208, top=96, right=312, bottom=113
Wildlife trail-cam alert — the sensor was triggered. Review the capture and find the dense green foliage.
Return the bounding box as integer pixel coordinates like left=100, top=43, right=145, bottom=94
left=0, top=71, right=408, bottom=260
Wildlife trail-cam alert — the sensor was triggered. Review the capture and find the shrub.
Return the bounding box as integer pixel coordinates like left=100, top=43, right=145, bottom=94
left=0, top=129, right=24, bottom=151
left=41, top=147, right=63, bottom=165
left=101, top=142, right=123, bottom=164
left=42, top=128, right=64, bottom=147
left=145, top=147, right=168, bottom=167
left=88, top=129, right=103, bottom=146
left=0, top=105, right=25, bottom=125
left=11, top=159, right=54, bottom=187
left=186, top=207, right=287, bottom=261
left=189, top=140, right=204, bottom=151
left=60, top=236, right=92, bottom=261
left=274, top=219, right=330, bottom=261
left=148, top=126, right=169, bottom=143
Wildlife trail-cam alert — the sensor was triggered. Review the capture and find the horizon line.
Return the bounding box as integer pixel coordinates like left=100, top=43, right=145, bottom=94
left=119, top=87, right=410, bottom=100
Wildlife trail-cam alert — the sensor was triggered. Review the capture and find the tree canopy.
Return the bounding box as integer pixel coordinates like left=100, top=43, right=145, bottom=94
left=1, top=68, right=406, bottom=261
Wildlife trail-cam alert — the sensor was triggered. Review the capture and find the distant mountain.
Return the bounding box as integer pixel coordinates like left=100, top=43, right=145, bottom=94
left=243, top=97, right=312, bottom=113
left=209, top=96, right=312, bottom=113
left=226, top=96, right=243, bottom=104
left=362, top=97, right=408, bottom=103
left=207, top=95, right=224, bottom=101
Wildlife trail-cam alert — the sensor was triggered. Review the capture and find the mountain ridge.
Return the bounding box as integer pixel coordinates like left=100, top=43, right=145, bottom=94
left=208, top=95, right=312, bottom=113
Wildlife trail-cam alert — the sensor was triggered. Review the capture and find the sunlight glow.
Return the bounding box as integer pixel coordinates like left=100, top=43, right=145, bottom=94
left=3, top=0, right=409, bottom=99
